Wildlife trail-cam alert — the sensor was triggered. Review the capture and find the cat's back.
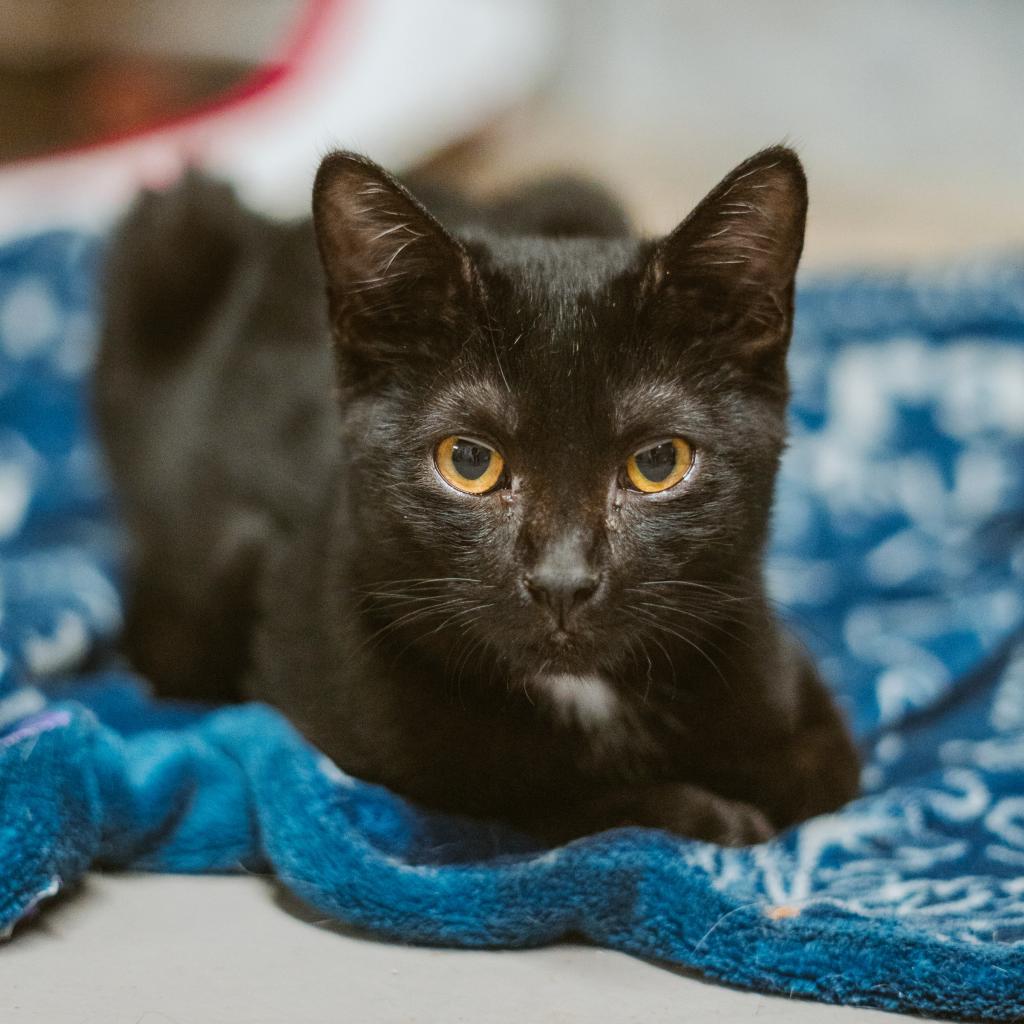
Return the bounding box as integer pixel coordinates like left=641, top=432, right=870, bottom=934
left=95, top=174, right=338, bottom=698
left=96, top=175, right=337, bottom=525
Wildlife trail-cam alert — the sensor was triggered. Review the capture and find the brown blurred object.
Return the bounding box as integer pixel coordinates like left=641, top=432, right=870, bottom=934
left=0, top=0, right=301, bottom=163
left=0, top=57, right=247, bottom=163
left=80, top=58, right=243, bottom=144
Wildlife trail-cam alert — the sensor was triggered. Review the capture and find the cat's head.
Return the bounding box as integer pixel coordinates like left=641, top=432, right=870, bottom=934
left=311, top=148, right=806, bottom=696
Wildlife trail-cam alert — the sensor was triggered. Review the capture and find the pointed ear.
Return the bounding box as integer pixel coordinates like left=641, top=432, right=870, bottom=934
left=312, top=152, right=476, bottom=371
left=645, top=146, right=807, bottom=382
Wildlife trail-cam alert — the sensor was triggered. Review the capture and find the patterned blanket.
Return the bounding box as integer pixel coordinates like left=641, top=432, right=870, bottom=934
left=1, top=231, right=1022, bottom=1020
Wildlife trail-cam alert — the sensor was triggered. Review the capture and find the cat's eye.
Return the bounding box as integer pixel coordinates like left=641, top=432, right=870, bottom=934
left=624, top=438, right=693, bottom=494
left=434, top=436, right=507, bottom=494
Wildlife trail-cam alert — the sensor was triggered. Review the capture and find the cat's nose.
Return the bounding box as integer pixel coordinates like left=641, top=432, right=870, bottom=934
left=523, top=543, right=600, bottom=631
left=523, top=528, right=602, bottom=629
left=524, top=568, right=600, bottom=629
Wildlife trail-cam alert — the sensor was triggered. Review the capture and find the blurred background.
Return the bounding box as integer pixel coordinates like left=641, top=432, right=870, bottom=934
left=1, top=0, right=1022, bottom=266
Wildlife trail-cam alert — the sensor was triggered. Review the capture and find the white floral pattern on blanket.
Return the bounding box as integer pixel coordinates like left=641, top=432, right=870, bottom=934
left=1, top=232, right=1023, bottom=968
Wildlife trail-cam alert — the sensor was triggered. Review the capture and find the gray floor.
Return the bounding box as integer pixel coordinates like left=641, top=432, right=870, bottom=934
left=2, top=874, right=935, bottom=1024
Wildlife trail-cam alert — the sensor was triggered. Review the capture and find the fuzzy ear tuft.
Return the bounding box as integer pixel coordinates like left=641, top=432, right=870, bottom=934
left=312, top=152, right=476, bottom=365
left=647, top=146, right=808, bottom=379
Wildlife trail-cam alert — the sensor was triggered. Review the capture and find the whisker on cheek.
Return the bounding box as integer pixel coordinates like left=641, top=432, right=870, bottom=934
left=396, top=606, right=493, bottom=663
left=357, top=597, right=474, bottom=653
left=632, top=599, right=758, bottom=653
left=626, top=606, right=734, bottom=694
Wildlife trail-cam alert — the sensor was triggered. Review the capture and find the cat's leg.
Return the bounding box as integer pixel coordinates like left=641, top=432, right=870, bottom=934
left=717, top=657, right=862, bottom=829
left=122, top=530, right=262, bottom=703
left=122, top=573, right=244, bottom=703
left=122, top=573, right=222, bottom=700
left=748, top=718, right=861, bottom=828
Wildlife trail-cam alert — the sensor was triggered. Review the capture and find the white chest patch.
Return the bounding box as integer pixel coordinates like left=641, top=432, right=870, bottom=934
left=534, top=673, right=621, bottom=731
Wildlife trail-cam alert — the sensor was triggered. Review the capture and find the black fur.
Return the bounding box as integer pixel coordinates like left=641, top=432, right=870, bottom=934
left=95, top=149, right=860, bottom=845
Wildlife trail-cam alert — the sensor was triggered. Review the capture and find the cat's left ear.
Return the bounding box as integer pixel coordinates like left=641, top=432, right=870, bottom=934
left=645, top=146, right=807, bottom=382
left=312, top=152, right=476, bottom=365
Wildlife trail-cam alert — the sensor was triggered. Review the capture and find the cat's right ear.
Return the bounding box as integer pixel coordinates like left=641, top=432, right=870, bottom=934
left=643, top=146, right=808, bottom=388
left=312, top=152, right=477, bottom=367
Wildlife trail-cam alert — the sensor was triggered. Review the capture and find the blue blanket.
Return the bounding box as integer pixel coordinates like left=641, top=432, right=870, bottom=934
left=1, top=231, right=1023, bottom=1020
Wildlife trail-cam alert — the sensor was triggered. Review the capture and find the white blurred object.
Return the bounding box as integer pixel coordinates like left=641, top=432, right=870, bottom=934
left=0, top=0, right=555, bottom=242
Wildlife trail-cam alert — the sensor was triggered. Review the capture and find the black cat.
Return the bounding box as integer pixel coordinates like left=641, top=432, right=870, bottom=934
left=95, top=146, right=860, bottom=845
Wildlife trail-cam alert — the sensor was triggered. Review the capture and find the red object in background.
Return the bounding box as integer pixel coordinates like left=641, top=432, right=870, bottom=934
left=0, top=0, right=553, bottom=242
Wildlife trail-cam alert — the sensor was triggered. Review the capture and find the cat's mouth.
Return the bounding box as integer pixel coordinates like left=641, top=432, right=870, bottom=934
left=514, top=627, right=610, bottom=678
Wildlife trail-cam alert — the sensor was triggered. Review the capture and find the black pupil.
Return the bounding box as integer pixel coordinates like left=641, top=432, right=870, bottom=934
left=635, top=442, right=677, bottom=482
left=451, top=439, right=492, bottom=480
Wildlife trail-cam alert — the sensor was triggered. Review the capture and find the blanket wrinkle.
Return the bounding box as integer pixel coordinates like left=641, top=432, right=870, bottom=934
left=1, top=231, right=1023, bottom=1020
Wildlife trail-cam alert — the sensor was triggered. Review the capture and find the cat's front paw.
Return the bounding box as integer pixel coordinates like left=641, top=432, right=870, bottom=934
left=543, top=781, right=778, bottom=846
left=647, top=783, right=776, bottom=846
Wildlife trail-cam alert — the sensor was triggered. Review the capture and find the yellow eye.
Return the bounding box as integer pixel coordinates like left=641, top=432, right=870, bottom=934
left=435, top=436, right=507, bottom=494
left=625, top=438, right=693, bottom=493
